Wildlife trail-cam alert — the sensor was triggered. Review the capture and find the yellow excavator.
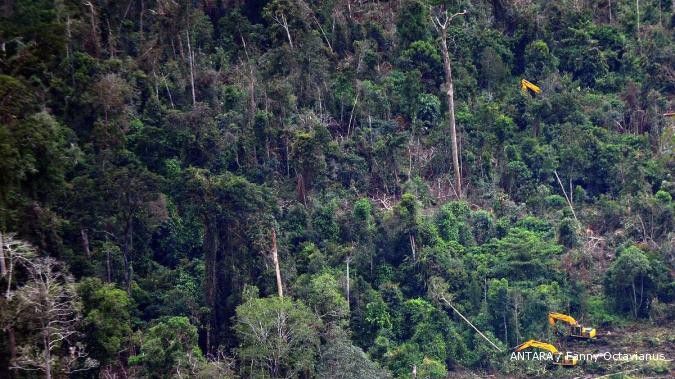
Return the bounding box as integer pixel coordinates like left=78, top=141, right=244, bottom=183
left=520, top=79, right=541, bottom=95
left=548, top=312, right=597, bottom=339
left=513, top=339, right=578, bottom=366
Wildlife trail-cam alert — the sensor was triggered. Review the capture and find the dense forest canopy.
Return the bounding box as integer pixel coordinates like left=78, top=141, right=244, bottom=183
left=0, top=0, right=673, bottom=378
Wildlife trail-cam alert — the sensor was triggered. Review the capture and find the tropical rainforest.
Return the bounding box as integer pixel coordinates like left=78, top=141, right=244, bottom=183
left=0, top=0, right=674, bottom=378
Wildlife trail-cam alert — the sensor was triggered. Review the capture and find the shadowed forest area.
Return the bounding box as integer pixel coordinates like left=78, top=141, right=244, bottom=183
left=0, top=0, right=674, bottom=378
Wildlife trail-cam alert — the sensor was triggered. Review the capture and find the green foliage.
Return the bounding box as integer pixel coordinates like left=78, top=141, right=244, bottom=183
left=558, top=217, right=579, bottom=248
left=78, top=278, right=132, bottom=362
left=130, top=316, right=204, bottom=378
left=296, top=272, right=349, bottom=326
left=317, top=337, right=390, bottom=379
left=524, top=40, right=558, bottom=80
left=605, top=246, right=667, bottom=318
left=235, top=296, right=321, bottom=378
left=397, top=1, right=431, bottom=49
left=488, top=227, right=562, bottom=281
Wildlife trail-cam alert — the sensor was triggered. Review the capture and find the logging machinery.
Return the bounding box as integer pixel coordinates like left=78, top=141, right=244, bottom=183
left=548, top=312, right=597, bottom=339
left=513, top=339, right=578, bottom=366
left=520, top=79, right=541, bottom=95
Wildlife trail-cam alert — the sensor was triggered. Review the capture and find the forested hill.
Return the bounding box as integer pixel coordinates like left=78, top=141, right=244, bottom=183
left=1, top=1, right=674, bottom=378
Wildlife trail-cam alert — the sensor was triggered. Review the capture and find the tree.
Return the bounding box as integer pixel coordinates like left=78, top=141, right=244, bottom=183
left=524, top=40, right=558, bottom=81
left=12, top=256, right=97, bottom=378
left=263, top=0, right=305, bottom=49
left=317, top=336, right=391, bottom=379
left=430, top=5, right=467, bottom=198
left=1, top=233, right=37, bottom=365
left=397, top=0, right=431, bottom=49
left=296, top=272, right=348, bottom=327
left=235, top=296, right=321, bottom=378
left=130, top=316, right=204, bottom=378
left=605, top=246, right=665, bottom=318
left=78, top=278, right=132, bottom=364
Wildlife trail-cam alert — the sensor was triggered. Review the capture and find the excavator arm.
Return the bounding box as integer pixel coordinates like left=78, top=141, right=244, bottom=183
left=513, top=339, right=577, bottom=366
left=520, top=79, right=541, bottom=94
left=548, top=312, right=579, bottom=327
left=514, top=340, right=560, bottom=354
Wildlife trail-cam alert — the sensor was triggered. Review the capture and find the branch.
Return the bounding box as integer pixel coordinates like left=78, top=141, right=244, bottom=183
left=431, top=7, right=467, bottom=30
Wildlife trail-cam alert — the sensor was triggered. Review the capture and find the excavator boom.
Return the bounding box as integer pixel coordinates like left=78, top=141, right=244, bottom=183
left=513, top=339, right=577, bottom=366
left=548, top=312, right=579, bottom=326
left=515, top=340, right=559, bottom=354
left=520, top=79, right=541, bottom=94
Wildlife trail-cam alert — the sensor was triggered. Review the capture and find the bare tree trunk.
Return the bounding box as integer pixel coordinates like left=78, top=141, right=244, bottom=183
left=2, top=232, right=17, bottom=365
left=271, top=229, right=283, bottom=298
left=84, top=1, right=101, bottom=57
left=347, top=86, right=360, bottom=136
left=636, top=0, right=640, bottom=43
left=345, top=256, right=351, bottom=313
left=106, top=18, right=115, bottom=58
left=139, top=0, right=144, bottom=44
left=0, top=232, right=6, bottom=276
left=65, top=16, right=71, bottom=61
left=433, top=11, right=465, bottom=198
left=7, top=328, right=17, bottom=365
left=608, top=0, right=612, bottom=23
left=152, top=70, right=159, bottom=99
left=282, top=13, right=294, bottom=49
left=514, top=297, right=520, bottom=343
left=123, top=218, right=133, bottom=293
left=186, top=31, right=196, bottom=107
left=438, top=294, right=502, bottom=352
left=554, top=170, right=578, bottom=222
left=43, top=329, right=52, bottom=379
left=203, top=215, right=218, bottom=351
left=272, top=13, right=294, bottom=49
left=503, top=310, right=508, bottom=344
left=162, top=73, right=175, bottom=109
left=106, top=249, right=111, bottom=283
left=441, top=34, right=461, bottom=197
left=80, top=229, right=90, bottom=258
left=632, top=281, right=638, bottom=318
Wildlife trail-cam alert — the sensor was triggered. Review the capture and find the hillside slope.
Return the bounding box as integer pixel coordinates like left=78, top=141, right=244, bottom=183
left=0, top=1, right=673, bottom=378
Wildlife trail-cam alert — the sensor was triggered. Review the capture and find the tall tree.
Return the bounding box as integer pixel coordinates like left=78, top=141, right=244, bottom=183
left=431, top=5, right=466, bottom=198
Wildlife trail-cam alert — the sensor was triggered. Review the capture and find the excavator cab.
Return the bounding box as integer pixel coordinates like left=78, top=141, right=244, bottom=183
left=549, top=312, right=597, bottom=339
left=571, top=326, right=597, bottom=339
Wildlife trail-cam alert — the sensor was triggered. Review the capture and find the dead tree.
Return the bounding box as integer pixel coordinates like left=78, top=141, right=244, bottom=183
left=271, top=229, right=283, bottom=298
left=186, top=30, right=196, bottom=107
left=272, top=11, right=294, bottom=49
left=0, top=231, right=7, bottom=277
left=1, top=234, right=36, bottom=365
left=11, top=256, right=96, bottom=377
left=431, top=7, right=466, bottom=198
